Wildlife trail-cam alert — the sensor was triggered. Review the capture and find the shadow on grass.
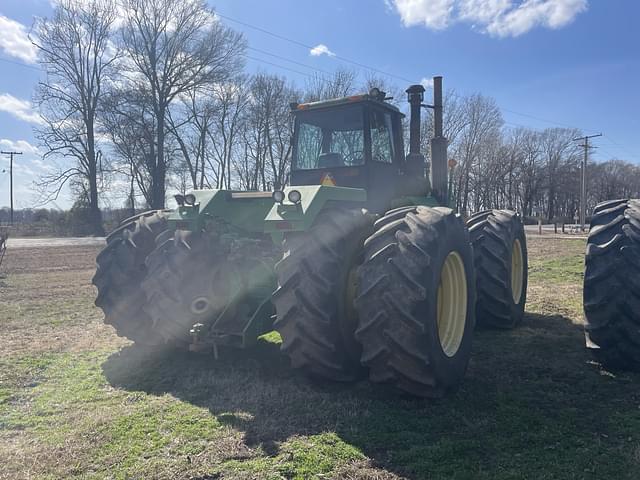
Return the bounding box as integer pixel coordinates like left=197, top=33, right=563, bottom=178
left=102, top=312, right=640, bottom=479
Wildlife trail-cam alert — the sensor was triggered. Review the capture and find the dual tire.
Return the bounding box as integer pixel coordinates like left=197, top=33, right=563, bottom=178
left=467, top=210, right=528, bottom=328
left=584, top=199, right=640, bottom=370
left=93, top=211, right=169, bottom=346
left=272, top=208, right=373, bottom=381
left=355, top=206, right=476, bottom=397
left=274, top=206, right=527, bottom=397
left=142, top=229, right=235, bottom=344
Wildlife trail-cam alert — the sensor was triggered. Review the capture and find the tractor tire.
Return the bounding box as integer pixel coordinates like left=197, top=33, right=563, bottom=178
left=583, top=199, right=640, bottom=370
left=93, top=210, right=168, bottom=345
left=142, top=230, right=235, bottom=344
left=355, top=206, right=476, bottom=397
left=273, top=208, right=373, bottom=382
left=467, top=210, right=528, bottom=329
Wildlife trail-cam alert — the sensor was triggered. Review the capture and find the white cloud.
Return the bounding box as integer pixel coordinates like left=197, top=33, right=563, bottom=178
left=420, top=77, right=434, bottom=89
left=0, top=139, right=47, bottom=208
left=0, top=94, right=44, bottom=125
left=389, top=0, right=588, bottom=37
left=310, top=44, right=336, bottom=57
left=0, top=139, right=46, bottom=178
left=0, top=15, right=38, bottom=63
left=486, top=0, right=588, bottom=37
left=393, top=0, right=456, bottom=29
left=0, top=139, right=40, bottom=156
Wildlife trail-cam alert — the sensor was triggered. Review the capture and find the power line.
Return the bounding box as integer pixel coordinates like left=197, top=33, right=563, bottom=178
left=596, top=146, right=625, bottom=161
left=218, top=10, right=632, bottom=146
left=248, top=46, right=333, bottom=76
left=3, top=11, right=639, bottom=163
left=602, top=134, right=640, bottom=160
left=502, top=107, right=597, bottom=133
left=447, top=88, right=597, bottom=134
left=0, top=56, right=40, bottom=71
left=216, top=11, right=419, bottom=86
left=503, top=121, right=627, bottom=161
left=246, top=55, right=317, bottom=79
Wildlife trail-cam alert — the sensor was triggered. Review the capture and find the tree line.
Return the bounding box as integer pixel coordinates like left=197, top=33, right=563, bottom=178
left=32, top=0, right=639, bottom=235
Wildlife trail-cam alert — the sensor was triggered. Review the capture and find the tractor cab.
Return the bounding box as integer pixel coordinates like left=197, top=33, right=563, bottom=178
left=290, top=90, right=406, bottom=212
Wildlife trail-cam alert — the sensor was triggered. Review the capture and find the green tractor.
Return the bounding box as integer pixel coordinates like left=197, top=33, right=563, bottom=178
left=93, top=77, right=528, bottom=397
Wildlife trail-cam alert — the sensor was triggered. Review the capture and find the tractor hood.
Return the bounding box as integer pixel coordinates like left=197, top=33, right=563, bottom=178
left=264, top=185, right=366, bottom=240
left=167, top=189, right=275, bottom=234
left=166, top=186, right=367, bottom=239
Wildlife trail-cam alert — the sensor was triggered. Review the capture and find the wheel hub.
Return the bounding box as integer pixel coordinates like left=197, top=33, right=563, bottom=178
left=511, top=239, right=524, bottom=304
left=190, top=297, right=211, bottom=315
left=437, top=251, right=468, bottom=357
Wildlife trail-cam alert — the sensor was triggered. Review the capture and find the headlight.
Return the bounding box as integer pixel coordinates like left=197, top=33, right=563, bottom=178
left=184, top=193, right=196, bottom=205
left=272, top=190, right=285, bottom=204
left=287, top=190, right=302, bottom=204
left=174, top=194, right=185, bottom=206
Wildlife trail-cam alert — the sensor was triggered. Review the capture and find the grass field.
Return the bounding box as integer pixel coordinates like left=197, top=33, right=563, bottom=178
left=1, top=237, right=639, bottom=479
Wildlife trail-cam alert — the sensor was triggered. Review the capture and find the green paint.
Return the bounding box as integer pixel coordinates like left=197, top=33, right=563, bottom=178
left=167, top=189, right=275, bottom=234
left=264, top=185, right=367, bottom=237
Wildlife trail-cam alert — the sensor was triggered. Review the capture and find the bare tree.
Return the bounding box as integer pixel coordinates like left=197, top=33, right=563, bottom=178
left=590, top=159, right=640, bottom=208
left=245, top=74, right=299, bottom=190
left=166, top=87, right=216, bottom=190
left=539, top=128, right=581, bottom=220
left=33, top=0, right=118, bottom=235
left=449, top=94, right=503, bottom=214
left=304, top=68, right=357, bottom=102
left=209, top=78, right=250, bottom=189
left=102, top=86, right=157, bottom=207
left=120, top=0, right=245, bottom=207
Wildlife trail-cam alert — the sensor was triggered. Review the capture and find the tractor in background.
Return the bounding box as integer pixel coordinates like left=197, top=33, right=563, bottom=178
left=93, top=76, right=528, bottom=397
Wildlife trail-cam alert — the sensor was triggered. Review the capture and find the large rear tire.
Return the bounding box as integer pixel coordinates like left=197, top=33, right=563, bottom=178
left=355, top=206, right=476, bottom=397
left=93, top=210, right=168, bottom=345
left=142, top=230, right=237, bottom=343
left=584, top=199, right=640, bottom=370
left=467, top=210, right=528, bottom=329
left=273, top=208, right=373, bottom=382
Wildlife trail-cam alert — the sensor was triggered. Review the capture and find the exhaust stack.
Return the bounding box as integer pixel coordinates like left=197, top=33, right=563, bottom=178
left=405, top=84, right=427, bottom=187
left=406, top=84, right=425, bottom=159
left=430, top=76, right=448, bottom=204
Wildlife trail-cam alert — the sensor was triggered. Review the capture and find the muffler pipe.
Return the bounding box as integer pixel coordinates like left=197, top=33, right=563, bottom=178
left=430, top=76, right=448, bottom=205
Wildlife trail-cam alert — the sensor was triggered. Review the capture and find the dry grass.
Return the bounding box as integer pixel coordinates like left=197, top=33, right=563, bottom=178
left=1, top=237, right=639, bottom=479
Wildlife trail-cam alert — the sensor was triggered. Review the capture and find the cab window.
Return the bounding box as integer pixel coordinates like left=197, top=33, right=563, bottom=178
left=370, top=110, right=394, bottom=164
left=294, top=106, right=365, bottom=170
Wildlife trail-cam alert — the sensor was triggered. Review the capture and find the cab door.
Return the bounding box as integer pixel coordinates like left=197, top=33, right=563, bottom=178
left=366, top=107, right=403, bottom=213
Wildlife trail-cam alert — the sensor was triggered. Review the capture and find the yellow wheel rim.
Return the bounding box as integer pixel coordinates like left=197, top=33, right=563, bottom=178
left=437, top=251, right=468, bottom=357
left=511, top=239, right=524, bottom=304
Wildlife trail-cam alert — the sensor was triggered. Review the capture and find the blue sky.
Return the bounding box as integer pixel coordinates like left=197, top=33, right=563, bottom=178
left=0, top=0, right=639, bottom=209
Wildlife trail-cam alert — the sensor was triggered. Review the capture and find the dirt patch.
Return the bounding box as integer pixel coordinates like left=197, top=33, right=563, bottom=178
left=526, top=235, right=585, bottom=261
left=0, top=245, right=126, bottom=356
left=1, top=245, right=100, bottom=275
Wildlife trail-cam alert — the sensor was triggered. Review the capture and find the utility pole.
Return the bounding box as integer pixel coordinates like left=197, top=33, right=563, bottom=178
left=1, top=151, right=23, bottom=224
left=573, top=134, right=601, bottom=231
